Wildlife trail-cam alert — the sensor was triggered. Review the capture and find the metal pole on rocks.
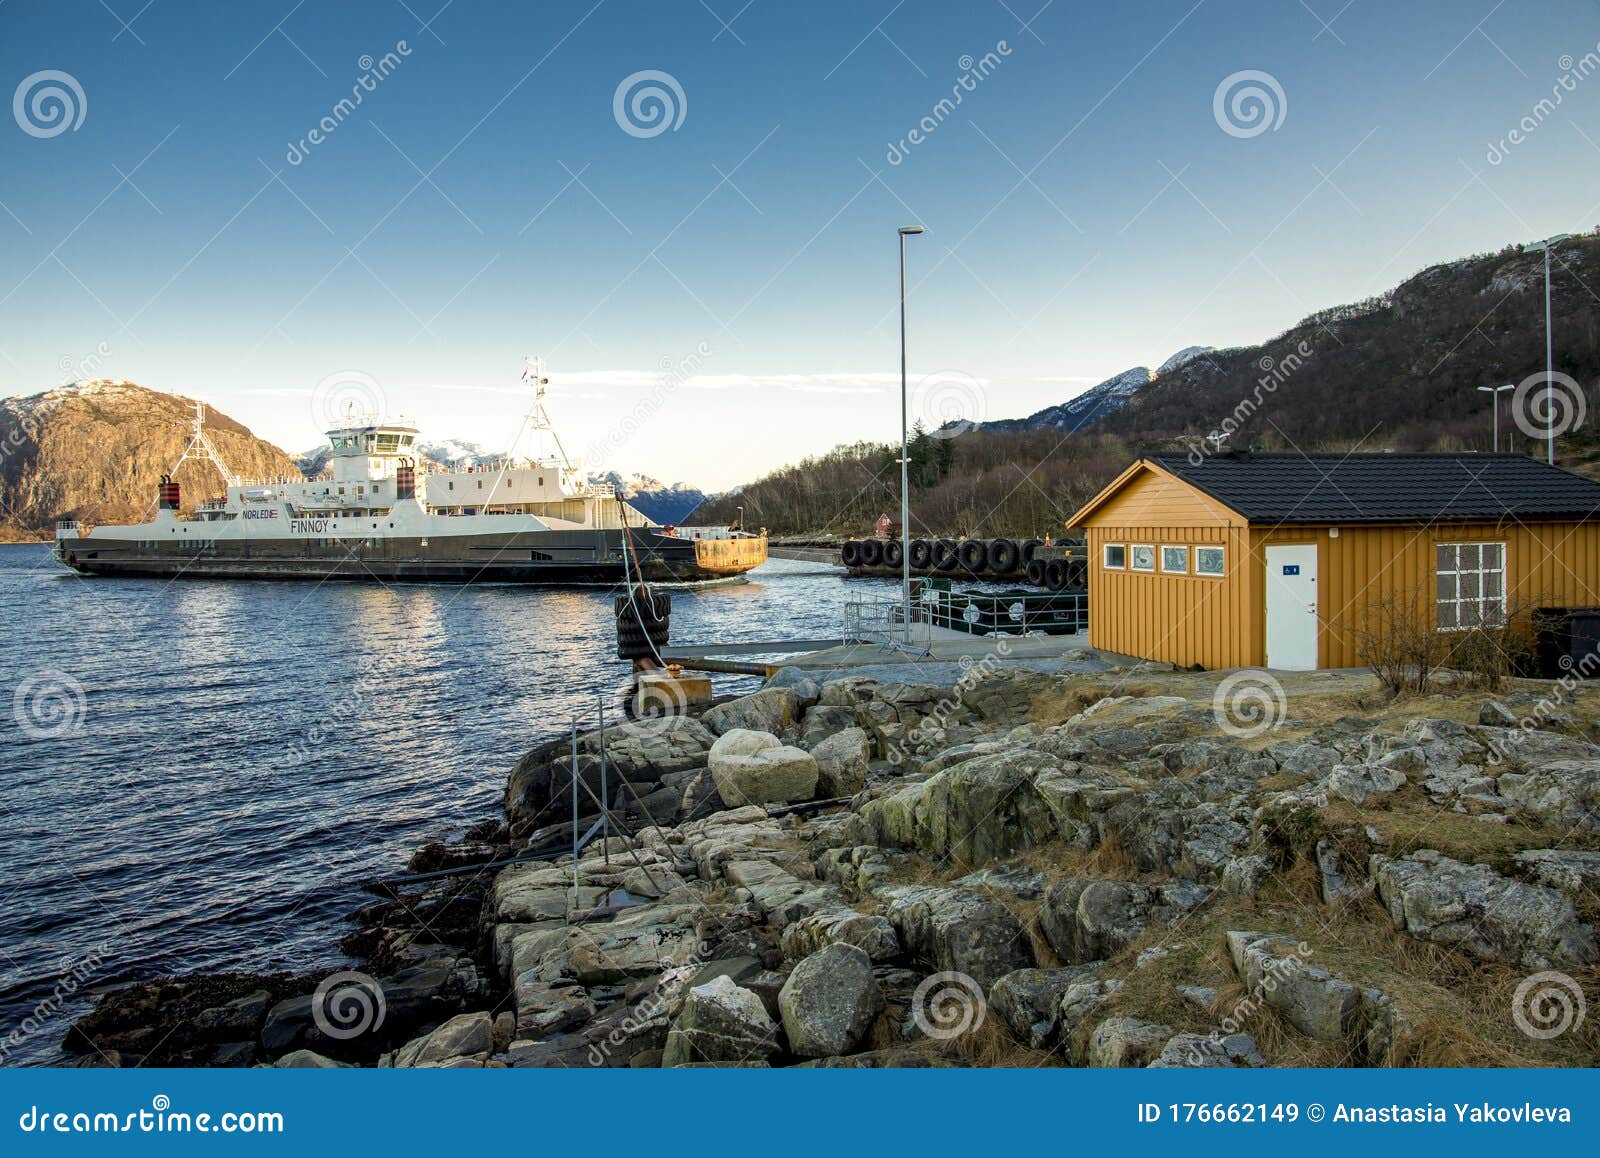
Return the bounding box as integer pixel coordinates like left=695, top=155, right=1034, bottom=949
left=570, top=716, right=580, bottom=910
left=597, top=692, right=610, bottom=865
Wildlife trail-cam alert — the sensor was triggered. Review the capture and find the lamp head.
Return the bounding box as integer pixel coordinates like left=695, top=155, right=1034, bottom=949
left=899, top=225, right=924, bottom=236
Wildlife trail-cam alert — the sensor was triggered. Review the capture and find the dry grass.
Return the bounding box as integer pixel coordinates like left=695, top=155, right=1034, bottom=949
left=1087, top=846, right=1600, bottom=1068
left=1028, top=677, right=1169, bottom=728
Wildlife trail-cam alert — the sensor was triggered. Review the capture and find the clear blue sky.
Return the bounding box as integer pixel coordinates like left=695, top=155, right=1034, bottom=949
left=2, top=0, right=1597, bottom=488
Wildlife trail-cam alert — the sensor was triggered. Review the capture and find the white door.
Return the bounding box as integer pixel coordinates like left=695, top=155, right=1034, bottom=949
left=1265, top=544, right=1319, bottom=670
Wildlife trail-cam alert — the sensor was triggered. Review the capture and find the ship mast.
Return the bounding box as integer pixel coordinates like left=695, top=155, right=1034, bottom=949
left=172, top=400, right=241, bottom=488
left=483, top=356, right=580, bottom=511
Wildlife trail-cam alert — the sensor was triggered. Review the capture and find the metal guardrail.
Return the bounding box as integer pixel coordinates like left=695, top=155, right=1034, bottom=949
left=845, top=589, right=1086, bottom=642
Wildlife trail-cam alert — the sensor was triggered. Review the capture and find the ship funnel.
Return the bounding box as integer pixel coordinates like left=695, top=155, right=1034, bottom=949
left=157, top=475, right=180, bottom=511
left=396, top=462, right=416, bottom=501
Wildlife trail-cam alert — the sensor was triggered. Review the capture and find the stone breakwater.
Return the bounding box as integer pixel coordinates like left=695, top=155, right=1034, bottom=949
left=63, top=667, right=1600, bottom=1068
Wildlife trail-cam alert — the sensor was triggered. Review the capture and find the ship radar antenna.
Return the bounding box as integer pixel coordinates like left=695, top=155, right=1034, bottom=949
left=172, top=399, right=241, bottom=488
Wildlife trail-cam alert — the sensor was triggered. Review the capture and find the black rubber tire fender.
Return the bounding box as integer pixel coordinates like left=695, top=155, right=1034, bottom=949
left=839, top=540, right=862, bottom=567
left=858, top=538, right=884, bottom=567
left=908, top=539, right=932, bottom=569
left=883, top=540, right=904, bottom=568
left=987, top=538, right=1021, bottom=574
left=1044, top=559, right=1068, bottom=590
left=933, top=539, right=960, bottom=572
left=958, top=539, right=987, bottom=572
left=1025, top=559, right=1047, bottom=587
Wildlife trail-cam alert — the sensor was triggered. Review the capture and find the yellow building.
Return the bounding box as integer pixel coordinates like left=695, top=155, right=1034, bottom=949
left=1065, top=452, right=1600, bottom=670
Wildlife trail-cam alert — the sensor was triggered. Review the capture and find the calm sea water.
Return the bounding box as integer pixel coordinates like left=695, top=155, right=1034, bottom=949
left=0, top=543, right=888, bottom=1066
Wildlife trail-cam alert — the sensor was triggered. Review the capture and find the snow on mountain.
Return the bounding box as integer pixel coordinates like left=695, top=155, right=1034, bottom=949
left=976, top=346, right=1218, bottom=434
left=1155, top=345, right=1214, bottom=377
left=979, top=365, right=1154, bottom=434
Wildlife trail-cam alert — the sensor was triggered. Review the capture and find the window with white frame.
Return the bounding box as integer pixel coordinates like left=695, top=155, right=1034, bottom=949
left=1161, top=545, right=1188, bottom=573
left=1436, top=542, right=1505, bottom=629
left=1103, top=543, right=1126, bottom=569
left=1195, top=545, right=1225, bottom=575
left=1131, top=544, right=1156, bottom=571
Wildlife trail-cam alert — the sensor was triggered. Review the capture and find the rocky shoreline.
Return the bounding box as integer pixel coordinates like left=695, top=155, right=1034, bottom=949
left=60, top=663, right=1600, bottom=1068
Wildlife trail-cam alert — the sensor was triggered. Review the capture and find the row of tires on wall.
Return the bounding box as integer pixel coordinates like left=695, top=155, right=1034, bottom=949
left=839, top=538, right=1087, bottom=589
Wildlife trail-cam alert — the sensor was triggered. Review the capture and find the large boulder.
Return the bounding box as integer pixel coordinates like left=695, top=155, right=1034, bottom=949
left=882, top=885, right=1033, bottom=988
left=1371, top=850, right=1597, bottom=969
left=1147, top=1033, right=1265, bottom=1068
left=811, top=727, right=871, bottom=797
left=1495, top=760, right=1600, bottom=831
left=1326, top=763, right=1407, bottom=806
left=765, top=666, right=822, bottom=707
left=988, top=964, right=1102, bottom=1051
left=778, top=944, right=884, bottom=1057
left=1225, top=932, right=1353, bottom=1040
left=799, top=705, right=857, bottom=747
left=1038, top=879, right=1212, bottom=964
left=856, top=748, right=1061, bottom=866
left=1086, top=1017, right=1173, bottom=1067
left=708, top=729, right=819, bottom=806
left=393, top=1012, right=493, bottom=1067
left=702, top=688, right=804, bottom=737
left=780, top=910, right=900, bottom=962
left=661, top=976, right=781, bottom=1065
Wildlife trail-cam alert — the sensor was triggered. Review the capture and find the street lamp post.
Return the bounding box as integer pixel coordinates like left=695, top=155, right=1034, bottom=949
left=1477, top=383, right=1513, bottom=451
left=1530, top=233, right=1571, bottom=464
left=898, top=225, right=923, bottom=643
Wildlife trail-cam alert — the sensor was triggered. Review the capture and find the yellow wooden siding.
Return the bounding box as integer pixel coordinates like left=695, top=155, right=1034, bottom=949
left=1085, top=524, right=1255, bottom=668
left=1254, top=521, right=1600, bottom=669
left=1078, top=462, right=1600, bottom=670
left=1092, top=468, right=1240, bottom=528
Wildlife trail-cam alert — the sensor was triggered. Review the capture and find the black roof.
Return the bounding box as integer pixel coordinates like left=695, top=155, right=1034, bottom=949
left=1148, top=452, right=1600, bottom=525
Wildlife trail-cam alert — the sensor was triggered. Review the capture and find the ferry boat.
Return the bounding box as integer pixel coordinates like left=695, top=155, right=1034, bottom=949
left=53, top=360, right=766, bottom=585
